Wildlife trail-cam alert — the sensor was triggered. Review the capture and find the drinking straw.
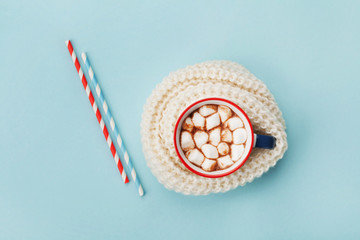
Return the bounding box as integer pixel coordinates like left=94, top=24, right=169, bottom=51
left=65, top=40, right=129, bottom=184
left=81, top=53, right=144, bottom=197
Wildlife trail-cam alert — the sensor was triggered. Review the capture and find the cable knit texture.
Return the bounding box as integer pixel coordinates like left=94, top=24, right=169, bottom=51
left=141, top=61, right=288, bottom=195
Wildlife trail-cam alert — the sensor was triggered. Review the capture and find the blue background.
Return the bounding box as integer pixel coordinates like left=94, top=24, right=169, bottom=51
left=1, top=0, right=359, bottom=239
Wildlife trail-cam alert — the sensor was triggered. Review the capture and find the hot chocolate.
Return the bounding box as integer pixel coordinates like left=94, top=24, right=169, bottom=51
left=180, top=104, right=248, bottom=172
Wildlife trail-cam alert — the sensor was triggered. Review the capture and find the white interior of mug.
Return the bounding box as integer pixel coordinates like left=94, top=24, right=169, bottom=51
left=174, top=98, right=254, bottom=177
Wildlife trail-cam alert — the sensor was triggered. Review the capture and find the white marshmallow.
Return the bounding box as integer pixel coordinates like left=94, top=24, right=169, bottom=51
left=201, top=158, right=217, bottom=172
left=186, top=148, right=205, bottom=166
left=199, top=105, right=217, bottom=117
left=221, top=129, right=232, bottom=143
left=218, top=105, right=232, bottom=123
left=192, top=112, right=205, bottom=130
left=217, top=155, right=233, bottom=169
left=209, top=127, right=221, bottom=146
left=225, top=117, right=244, bottom=131
left=194, top=131, right=209, bottom=148
left=181, top=131, right=195, bottom=151
left=201, top=144, right=219, bottom=159
left=233, top=128, right=247, bottom=144
left=231, top=144, right=245, bottom=161
left=182, top=117, right=194, bottom=132
left=206, top=113, right=220, bottom=130
left=217, top=142, right=229, bottom=156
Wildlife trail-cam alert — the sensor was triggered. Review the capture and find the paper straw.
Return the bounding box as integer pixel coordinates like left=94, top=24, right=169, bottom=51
left=81, top=53, right=144, bottom=197
left=65, top=40, right=129, bottom=184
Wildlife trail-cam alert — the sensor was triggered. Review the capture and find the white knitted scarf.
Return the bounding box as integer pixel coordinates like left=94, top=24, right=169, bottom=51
left=141, top=61, right=288, bottom=195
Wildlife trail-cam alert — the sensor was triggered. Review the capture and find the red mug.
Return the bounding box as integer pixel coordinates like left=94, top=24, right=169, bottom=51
left=174, top=98, right=276, bottom=178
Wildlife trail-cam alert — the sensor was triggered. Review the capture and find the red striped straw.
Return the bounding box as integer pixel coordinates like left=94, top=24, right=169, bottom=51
left=65, top=40, right=129, bottom=184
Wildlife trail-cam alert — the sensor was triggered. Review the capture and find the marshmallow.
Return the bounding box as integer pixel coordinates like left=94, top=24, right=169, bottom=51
left=201, top=158, right=217, bottom=172
left=194, top=131, right=209, bottom=148
left=233, top=128, right=247, bottom=144
left=186, top=148, right=205, bottom=166
left=209, top=127, right=221, bottom=146
left=225, top=117, right=244, bottom=131
left=217, top=142, right=229, bottom=156
left=192, top=112, right=205, bottom=130
left=181, top=131, right=195, bottom=151
left=206, top=113, right=220, bottom=130
left=231, top=144, right=245, bottom=161
left=217, top=155, right=233, bottom=169
left=201, top=144, right=219, bottom=159
left=221, top=129, right=232, bottom=143
left=199, top=105, right=217, bottom=117
left=182, top=117, right=194, bottom=132
left=218, top=105, right=232, bottom=123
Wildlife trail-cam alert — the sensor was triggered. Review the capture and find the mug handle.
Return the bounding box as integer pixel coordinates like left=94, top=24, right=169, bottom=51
left=254, top=134, right=276, bottom=149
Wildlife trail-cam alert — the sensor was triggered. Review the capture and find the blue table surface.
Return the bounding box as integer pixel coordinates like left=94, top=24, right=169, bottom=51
left=1, top=1, right=359, bottom=239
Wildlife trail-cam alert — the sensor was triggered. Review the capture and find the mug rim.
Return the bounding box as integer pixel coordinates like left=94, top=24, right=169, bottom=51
left=173, top=97, right=254, bottom=178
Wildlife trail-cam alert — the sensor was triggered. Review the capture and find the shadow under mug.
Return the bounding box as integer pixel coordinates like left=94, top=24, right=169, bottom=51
left=174, top=97, right=276, bottom=178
